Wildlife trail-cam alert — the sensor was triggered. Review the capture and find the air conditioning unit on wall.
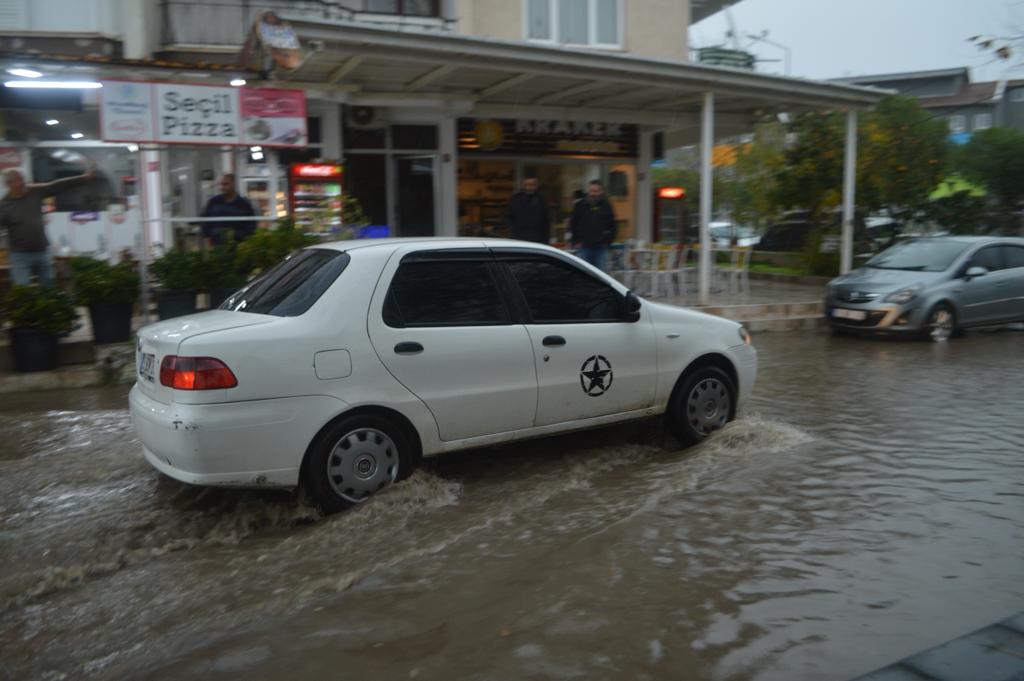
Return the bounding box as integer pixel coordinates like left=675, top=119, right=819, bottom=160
left=346, top=105, right=384, bottom=129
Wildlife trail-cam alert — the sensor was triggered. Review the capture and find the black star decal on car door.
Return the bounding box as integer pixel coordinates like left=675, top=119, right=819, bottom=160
left=580, top=355, right=613, bottom=396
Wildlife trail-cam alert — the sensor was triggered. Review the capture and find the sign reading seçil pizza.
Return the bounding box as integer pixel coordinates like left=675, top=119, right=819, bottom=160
left=100, top=80, right=306, bottom=148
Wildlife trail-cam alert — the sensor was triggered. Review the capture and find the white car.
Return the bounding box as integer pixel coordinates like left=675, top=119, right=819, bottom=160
left=130, top=239, right=757, bottom=512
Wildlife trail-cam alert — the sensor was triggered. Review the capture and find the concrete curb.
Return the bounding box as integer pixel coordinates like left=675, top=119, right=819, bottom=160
left=0, top=365, right=108, bottom=394
left=747, top=271, right=833, bottom=287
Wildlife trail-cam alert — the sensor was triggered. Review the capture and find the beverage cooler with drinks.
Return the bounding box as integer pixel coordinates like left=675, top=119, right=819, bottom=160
left=288, top=163, right=343, bottom=235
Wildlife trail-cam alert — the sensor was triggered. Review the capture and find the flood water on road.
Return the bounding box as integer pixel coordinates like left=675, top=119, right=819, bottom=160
left=1, top=330, right=1023, bottom=681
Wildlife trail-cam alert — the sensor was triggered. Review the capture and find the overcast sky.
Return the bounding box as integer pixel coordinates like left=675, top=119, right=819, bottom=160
left=690, top=0, right=1024, bottom=83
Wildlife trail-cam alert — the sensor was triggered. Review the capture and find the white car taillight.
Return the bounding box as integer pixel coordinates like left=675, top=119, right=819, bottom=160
left=160, top=356, right=238, bottom=390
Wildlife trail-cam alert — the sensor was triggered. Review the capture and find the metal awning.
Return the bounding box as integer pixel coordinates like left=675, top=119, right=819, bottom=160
left=275, top=18, right=887, bottom=137
left=267, top=19, right=886, bottom=305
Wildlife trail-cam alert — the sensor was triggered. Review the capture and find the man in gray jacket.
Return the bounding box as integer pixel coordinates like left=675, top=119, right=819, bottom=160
left=1, top=167, right=95, bottom=286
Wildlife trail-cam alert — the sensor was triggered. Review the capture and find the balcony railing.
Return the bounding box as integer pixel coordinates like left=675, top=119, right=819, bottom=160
left=160, top=0, right=454, bottom=48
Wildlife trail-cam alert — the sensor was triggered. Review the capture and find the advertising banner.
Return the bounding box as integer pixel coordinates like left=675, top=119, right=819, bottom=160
left=0, top=146, right=23, bottom=169
left=101, top=81, right=306, bottom=148
left=458, top=118, right=638, bottom=158
left=240, top=87, right=307, bottom=146
left=99, top=80, right=154, bottom=143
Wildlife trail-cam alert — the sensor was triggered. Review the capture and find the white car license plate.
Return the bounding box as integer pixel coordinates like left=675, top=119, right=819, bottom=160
left=832, top=308, right=867, bottom=321
left=138, top=352, right=156, bottom=382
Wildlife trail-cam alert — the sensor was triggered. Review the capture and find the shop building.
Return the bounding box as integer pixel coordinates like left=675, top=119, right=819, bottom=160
left=0, top=0, right=885, bottom=302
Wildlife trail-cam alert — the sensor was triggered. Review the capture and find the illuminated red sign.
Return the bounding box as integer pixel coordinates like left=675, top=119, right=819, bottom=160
left=658, top=186, right=685, bottom=199
left=0, top=147, right=22, bottom=169
left=292, top=163, right=342, bottom=178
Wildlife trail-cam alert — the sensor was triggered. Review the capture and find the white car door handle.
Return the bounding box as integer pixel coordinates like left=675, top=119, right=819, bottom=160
left=394, top=342, right=424, bottom=355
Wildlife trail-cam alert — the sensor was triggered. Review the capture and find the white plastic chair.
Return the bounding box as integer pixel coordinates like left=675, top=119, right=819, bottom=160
left=638, top=244, right=690, bottom=297
left=608, top=243, right=633, bottom=288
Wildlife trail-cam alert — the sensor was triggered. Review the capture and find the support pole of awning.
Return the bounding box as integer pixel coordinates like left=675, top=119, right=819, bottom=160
left=841, top=109, right=858, bottom=274
left=698, top=91, right=714, bottom=306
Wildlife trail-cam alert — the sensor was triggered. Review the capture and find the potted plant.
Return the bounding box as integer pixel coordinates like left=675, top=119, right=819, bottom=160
left=70, top=255, right=140, bottom=344
left=149, top=248, right=202, bottom=319
left=235, top=218, right=318, bottom=278
left=202, top=241, right=249, bottom=309
left=5, top=285, right=78, bottom=372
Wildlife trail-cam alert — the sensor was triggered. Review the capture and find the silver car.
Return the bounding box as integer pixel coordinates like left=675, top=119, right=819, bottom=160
left=825, top=236, right=1024, bottom=341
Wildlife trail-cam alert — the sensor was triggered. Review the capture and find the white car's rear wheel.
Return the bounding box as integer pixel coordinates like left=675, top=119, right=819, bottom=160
left=305, top=415, right=413, bottom=513
left=667, top=366, right=735, bottom=446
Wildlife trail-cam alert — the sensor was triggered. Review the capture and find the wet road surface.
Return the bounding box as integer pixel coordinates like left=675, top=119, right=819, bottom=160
left=1, top=330, right=1023, bottom=681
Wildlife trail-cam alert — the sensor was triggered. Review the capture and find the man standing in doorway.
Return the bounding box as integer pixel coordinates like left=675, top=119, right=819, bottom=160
left=506, top=174, right=551, bottom=244
left=1, top=166, right=95, bottom=287
left=201, top=173, right=257, bottom=246
left=570, top=179, right=617, bottom=271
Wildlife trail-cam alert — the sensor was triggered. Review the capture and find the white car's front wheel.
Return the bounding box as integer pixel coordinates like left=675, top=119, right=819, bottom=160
left=305, top=415, right=414, bottom=513
left=667, top=366, right=736, bottom=446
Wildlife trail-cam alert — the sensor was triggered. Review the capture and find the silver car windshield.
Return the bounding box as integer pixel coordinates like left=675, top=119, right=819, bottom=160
left=865, top=240, right=970, bottom=272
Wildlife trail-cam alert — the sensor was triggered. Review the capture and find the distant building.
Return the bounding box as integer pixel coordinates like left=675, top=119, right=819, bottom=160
left=832, top=67, right=1024, bottom=143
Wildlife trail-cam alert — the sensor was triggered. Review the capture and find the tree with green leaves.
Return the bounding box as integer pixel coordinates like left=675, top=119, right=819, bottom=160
left=771, top=110, right=847, bottom=224
left=771, top=96, right=948, bottom=228
left=857, top=96, right=950, bottom=221
left=956, top=126, right=1024, bottom=217
left=731, top=121, right=785, bottom=228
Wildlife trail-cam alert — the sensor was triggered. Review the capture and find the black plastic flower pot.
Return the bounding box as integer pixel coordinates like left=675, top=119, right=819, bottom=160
left=157, top=291, right=198, bottom=320
left=88, top=302, right=133, bottom=344
left=8, top=327, right=59, bottom=373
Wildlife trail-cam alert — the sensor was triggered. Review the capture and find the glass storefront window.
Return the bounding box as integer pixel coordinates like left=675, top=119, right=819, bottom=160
left=345, top=154, right=388, bottom=229
left=458, top=159, right=636, bottom=242
left=344, top=126, right=387, bottom=150
left=30, top=146, right=133, bottom=212
left=391, top=125, right=438, bottom=150
left=458, top=159, right=515, bottom=237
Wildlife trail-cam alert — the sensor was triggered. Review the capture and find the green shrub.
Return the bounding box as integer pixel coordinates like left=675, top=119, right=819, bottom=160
left=6, top=285, right=78, bottom=335
left=149, top=249, right=204, bottom=294
left=801, top=231, right=840, bottom=277
left=70, top=256, right=140, bottom=305
left=235, top=218, right=317, bottom=277
left=202, top=241, right=248, bottom=292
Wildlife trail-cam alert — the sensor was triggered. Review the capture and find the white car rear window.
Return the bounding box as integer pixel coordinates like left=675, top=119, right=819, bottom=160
left=220, top=249, right=350, bottom=316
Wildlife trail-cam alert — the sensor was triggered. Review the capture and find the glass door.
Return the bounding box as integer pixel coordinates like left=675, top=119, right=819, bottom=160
left=394, top=154, right=437, bottom=237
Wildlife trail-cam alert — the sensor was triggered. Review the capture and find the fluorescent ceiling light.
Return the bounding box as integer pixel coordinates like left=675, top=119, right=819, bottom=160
left=4, top=80, right=102, bottom=89
left=70, top=132, right=84, bottom=139
left=7, top=68, right=42, bottom=78
left=230, top=78, right=246, bottom=87
left=45, top=119, right=59, bottom=126
left=250, top=146, right=262, bottom=152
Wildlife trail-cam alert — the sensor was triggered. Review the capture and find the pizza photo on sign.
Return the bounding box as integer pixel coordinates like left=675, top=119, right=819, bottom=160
left=240, top=87, right=307, bottom=147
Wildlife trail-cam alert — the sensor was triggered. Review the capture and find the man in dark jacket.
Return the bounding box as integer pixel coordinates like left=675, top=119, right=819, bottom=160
left=1, top=166, right=95, bottom=286
left=570, top=179, right=616, bottom=271
left=506, top=175, right=551, bottom=244
left=201, top=173, right=257, bottom=246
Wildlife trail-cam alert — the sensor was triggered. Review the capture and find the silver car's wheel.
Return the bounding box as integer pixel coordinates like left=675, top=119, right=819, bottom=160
left=926, top=304, right=955, bottom=342
left=326, top=427, right=399, bottom=503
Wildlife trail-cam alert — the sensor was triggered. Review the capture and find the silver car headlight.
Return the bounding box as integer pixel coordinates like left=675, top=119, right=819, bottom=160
left=884, top=284, right=923, bottom=305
